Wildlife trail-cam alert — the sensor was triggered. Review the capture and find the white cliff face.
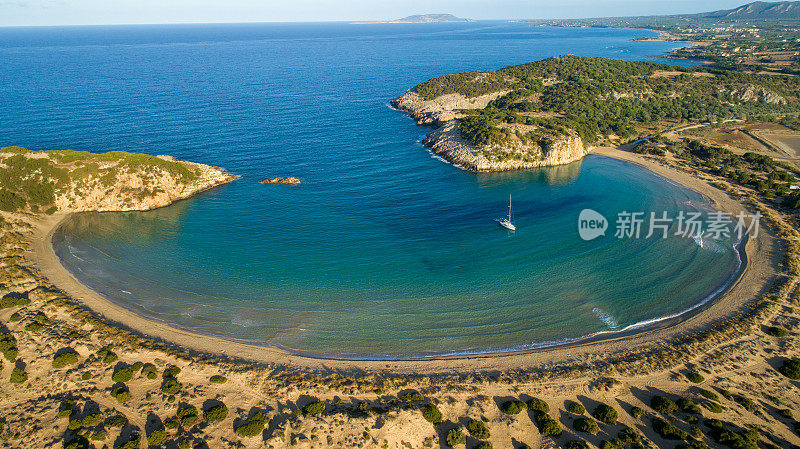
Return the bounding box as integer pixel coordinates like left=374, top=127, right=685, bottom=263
left=392, top=90, right=591, bottom=171
left=53, top=157, right=235, bottom=213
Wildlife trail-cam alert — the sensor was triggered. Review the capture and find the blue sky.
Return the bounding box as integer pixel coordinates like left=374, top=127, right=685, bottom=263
left=0, top=0, right=781, bottom=27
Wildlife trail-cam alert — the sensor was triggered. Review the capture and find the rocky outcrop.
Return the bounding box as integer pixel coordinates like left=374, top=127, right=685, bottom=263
left=392, top=90, right=591, bottom=171
left=55, top=157, right=236, bottom=212
left=260, top=177, right=301, bottom=185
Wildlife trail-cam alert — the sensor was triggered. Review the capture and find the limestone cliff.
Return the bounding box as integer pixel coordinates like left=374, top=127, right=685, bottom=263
left=391, top=91, right=591, bottom=171
left=0, top=147, right=236, bottom=214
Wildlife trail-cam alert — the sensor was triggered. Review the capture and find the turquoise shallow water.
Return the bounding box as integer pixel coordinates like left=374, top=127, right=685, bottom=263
left=1, top=22, right=742, bottom=357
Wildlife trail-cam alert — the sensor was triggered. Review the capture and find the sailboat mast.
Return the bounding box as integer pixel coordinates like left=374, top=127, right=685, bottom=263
left=508, top=194, right=512, bottom=222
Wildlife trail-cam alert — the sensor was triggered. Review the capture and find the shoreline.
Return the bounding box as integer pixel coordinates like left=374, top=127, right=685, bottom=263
left=23, top=146, right=779, bottom=373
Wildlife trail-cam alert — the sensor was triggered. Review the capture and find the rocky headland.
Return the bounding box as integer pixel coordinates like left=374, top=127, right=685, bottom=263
left=391, top=90, right=590, bottom=171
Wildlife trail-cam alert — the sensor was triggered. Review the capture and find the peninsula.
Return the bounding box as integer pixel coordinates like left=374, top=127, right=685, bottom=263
left=355, top=14, right=471, bottom=24
left=392, top=55, right=800, bottom=171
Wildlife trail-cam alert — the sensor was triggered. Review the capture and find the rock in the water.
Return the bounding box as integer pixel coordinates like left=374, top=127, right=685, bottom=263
left=278, top=177, right=301, bottom=185
left=260, top=178, right=280, bottom=184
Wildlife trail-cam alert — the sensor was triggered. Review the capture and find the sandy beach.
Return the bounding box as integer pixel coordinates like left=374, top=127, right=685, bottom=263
left=23, top=147, right=780, bottom=374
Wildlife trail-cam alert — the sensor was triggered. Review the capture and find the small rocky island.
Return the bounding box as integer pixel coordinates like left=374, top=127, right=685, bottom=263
left=392, top=55, right=796, bottom=171
left=389, top=14, right=470, bottom=23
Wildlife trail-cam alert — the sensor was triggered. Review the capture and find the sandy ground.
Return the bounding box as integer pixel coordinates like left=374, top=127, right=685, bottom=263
left=24, top=147, right=780, bottom=375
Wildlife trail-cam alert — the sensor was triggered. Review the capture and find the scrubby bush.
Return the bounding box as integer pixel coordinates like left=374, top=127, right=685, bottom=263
left=113, top=433, right=140, bottom=449
left=302, top=400, right=325, bottom=416
left=676, top=442, right=710, bottom=449
left=704, top=402, right=723, bottom=413
left=141, top=363, right=157, bottom=379
left=677, top=398, right=701, bottom=414
left=500, top=399, right=526, bottom=415
left=178, top=405, right=199, bottom=428
left=778, top=408, right=793, bottom=420
left=592, top=403, right=618, bottom=425
left=203, top=403, right=228, bottom=422
left=651, top=395, right=678, bottom=415
left=599, top=440, right=621, bottom=449
left=400, top=391, right=424, bottom=401
left=112, top=365, right=134, bottom=383
left=110, top=385, right=130, bottom=403
left=0, top=292, right=30, bottom=309
left=617, top=426, right=642, bottom=443
left=733, top=395, right=757, bottom=412
left=630, top=406, right=645, bottom=418
left=536, top=414, right=562, bottom=437
left=686, top=372, right=705, bottom=383
left=10, top=366, right=27, bottom=383
left=574, top=417, right=599, bottom=434
left=209, top=375, right=227, bottom=384
left=526, top=397, right=549, bottom=414
left=52, top=348, right=79, bottom=368
left=97, top=347, right=117, bottom=365
left=766, top=326, right=789, bottom=337
left=565, top=440, right=590, bottom=449
left=146, top=427, right=166, bottom=446
left=421, top=403, right=442, bottom=424
left=698, top=388, right=719, bottom=402
left=234, top=412, right=268, bottom=437
left=467, top=419, right=490, bottom=439
left=81, top=371, right=92, bottom=380
left=163, top=365, right=181, bottom=378
left=445, top=427, right=466, bottom=447
left=24, top=322, right=42, bottom=332
left=779, top=358, right=800, bottom=379
left=0, top=332, right=18, bottom=361
left=567, top=401, right=585, bottom=414
left=8, top=313, right=21, bottom=322
left=475, top=443, right=492, bottom=449
left=105, top=415, right=128, bottom=428
left=652, top=416, right=688, bottom=440
left=161, top=377, right=182, bottom=395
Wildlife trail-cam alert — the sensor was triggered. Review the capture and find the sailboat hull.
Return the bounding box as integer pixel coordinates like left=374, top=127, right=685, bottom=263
left=496, top=219, right=516, bottom=231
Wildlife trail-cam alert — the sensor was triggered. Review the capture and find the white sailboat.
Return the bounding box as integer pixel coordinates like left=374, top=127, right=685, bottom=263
left=495, top=194, right=516, bottom=231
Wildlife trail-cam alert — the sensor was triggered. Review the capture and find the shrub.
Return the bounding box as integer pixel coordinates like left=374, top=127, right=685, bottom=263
left=676, top=442, right=710, bottom=449
left=131, top=361, right=143, bottom=372
left=97, top=347, right=117, bottom=365
left=234, top=413, right=268, bottom=437
left=0, top=332, right=19, bottom=361
left=686, top=372, right=705, bottom=383
left=630, top=406, right=645, bottom=418
left=526, top=397, right=549, bottom=414
left=112, top=365, right=134, bottom=383
left=651, top=395, right=677, bottom=414
left=445, top=427, right=466, bottom=447
left=421, top=403, right=442, bottom=424
left=141, top=363, right=157, bottom=379
left=500, top=399, right=526, bottom=415
left=81, top=371, right=92, bottom=380
left=110, top=385, right=130, bottom=403
left=302, top=400, right=325, bottom=416
left=400, top=391, right=424, bottom=401
left=567, top=401, right=585, bottom=414
left=165, top=417, right=179, bottom=429
left=178, top=405, right=199, bottom=428
left=617, top=426, right=642, bottom=443
left=209, top=375, right=227, bottom=384
left=574, top=417, right=599, bottom=434
left=467, top=419, right=490, bottom=439
left=163, top=365, right=181, bottom=378
left=677, top=398, right=701, bottom=414
left=204, top=403, right=228, bottom=422
left=105, top=415, right=128, bottom=428
left=147, top=427, right=166, bottom=446
left=113, top=433, right=140, bottom=449
left=698, top=388, right=719, bottom=402
left=779, top=359, right=800, bottom=379
left=161, top=377, right=182, bottom=395
left=8, top=313, right=21, bottom=322
left=565, top=440, right=589, bottom=449
left=766, top=326, right=789, bottom=337
left=652, top=416, right=688, bottom=440
left=592, top=404, right=618, bottom=425
left=599, top=441, right=621, bottom=449
left=24, top=322, right=42, bottom=332
left=10, top=367, right=27, bottom=383
left=703, top=402, right=723, bottom=413
left=0, top=292, right=30, bottom=309
left=733, top=395, right=756, bottom=412
left=536, top=413, right=562, bottom=437
left=778, top=408, right=793, bottom=419
left=52, top=348, right=79, bottom=368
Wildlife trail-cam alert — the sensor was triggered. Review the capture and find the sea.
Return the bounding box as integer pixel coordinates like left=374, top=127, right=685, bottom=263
left=0, top=21, right=743, bottom=358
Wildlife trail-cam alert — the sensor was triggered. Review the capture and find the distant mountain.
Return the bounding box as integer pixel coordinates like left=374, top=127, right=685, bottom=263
left=391, top=14, right=470, bottom=23
left=690, top=1, right=799, bottom=20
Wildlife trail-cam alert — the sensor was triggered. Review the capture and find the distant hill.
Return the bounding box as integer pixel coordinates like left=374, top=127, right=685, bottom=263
left=391, top=14, right=470, bottom=23
left=691, top=1, right=799, bottom=19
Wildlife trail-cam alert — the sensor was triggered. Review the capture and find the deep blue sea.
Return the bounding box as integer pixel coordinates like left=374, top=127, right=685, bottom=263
left=0, top=22, right=741, bottom=358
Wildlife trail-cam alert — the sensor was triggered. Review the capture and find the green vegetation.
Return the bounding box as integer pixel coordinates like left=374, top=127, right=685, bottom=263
left=766, top=326, right=789, bottom=337
left=146, top=428, right=166, bottom=446
left=565, top=440, right=590, bottom=449
left=421, top=403, right=442, bottom=424
left=677, top=398, right=702, bottom=414
left=9, top=366, right=27, bottom=383
left=573, top=417, right=600, bottom=434
left=112, top=364, right=135, bottom=383
left=475, top=442, right=493, bottom=449
left=399, top=391, right=425, bottom=401
left=203, top=402, right=228, bottom=422
left=686, top=372, right=705, bottom=383
left=161, top=377, right=182, bottom=395
left=651, top=395, right=678, bottom=414
left=105, top=415, right=128, bottom=428
left=0, top=146, right=201, bottom=213
left=466, top=419, right=490, bottom=439
left=445, top=427, right=466, bottom=447
left=302, top=400, right=325, bottom=416
left=567, top=401, right=586, bottom=414
left=234, top=412, right=268, bottom=437
left=698, top=388, right=719, bottom=402
left=97, top=346, right=117, bottom=364
left=110, top=384, right=130, bottom=403
left=0, top=292, right=30, bottom=310
left=141, top=363, right=157, bottom=379
left=0, top=332, right=18, bottom=361
left=653, top=416, right=689, bottom=440
left=526, top=397, right=549, bottom=414
left=52, top=348, right=79, bottom=368
left=500, top=399, right=526, bottom=415
left=411, top=56, right=800, bottom=153
left=592, top=403, right=618, bottom=424
left=177, top=405, right=199, bottom=428
left=630, top=406, right=645, bottom=419
left=209, top=375, right=228, bottom=384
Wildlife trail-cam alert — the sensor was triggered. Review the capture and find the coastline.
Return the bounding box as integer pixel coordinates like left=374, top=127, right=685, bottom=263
left=23, top=146, right=779, bottom=373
